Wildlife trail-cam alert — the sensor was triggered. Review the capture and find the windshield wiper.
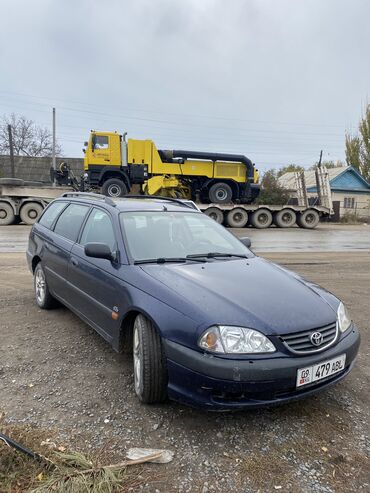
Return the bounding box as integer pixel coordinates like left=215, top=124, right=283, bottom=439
left=134, top=257, right=206, bottom=265
left=187, top=252, right=249, bottom=259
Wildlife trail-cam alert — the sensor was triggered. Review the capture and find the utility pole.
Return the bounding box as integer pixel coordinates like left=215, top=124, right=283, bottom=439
left=52, top=107, right=56, bottom=186
left=7, top=124, right=15, bottom=178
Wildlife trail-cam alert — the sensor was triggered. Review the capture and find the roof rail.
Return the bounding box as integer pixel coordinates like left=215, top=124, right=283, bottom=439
left=61, top=192, right=116, bottom=207
left=124, top=195, right=199, bottom=210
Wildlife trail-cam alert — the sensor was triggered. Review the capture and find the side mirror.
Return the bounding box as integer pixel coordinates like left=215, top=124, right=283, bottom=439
left=239, top=236, right=251, bottom=248
left=84, top=242, right=113, bottom=261
left=84, top=141, right=88, bottom=147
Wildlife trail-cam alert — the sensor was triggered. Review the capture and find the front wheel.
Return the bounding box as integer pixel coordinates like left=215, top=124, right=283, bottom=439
left=133, top=314, right=167, bottom=404
left=101, top=178, right=128, bottom=197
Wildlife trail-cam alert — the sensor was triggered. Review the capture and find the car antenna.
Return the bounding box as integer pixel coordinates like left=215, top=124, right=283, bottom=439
left=163, top=205, right=168, bottom=211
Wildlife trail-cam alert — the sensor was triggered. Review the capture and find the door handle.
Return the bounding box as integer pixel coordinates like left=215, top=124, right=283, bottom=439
left=71, top=258, right=78, bottom=266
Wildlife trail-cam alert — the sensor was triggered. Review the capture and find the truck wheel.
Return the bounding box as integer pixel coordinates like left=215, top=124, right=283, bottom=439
left=20, top=202, right=43, bottom=225
left=204, top=207, right=224, bottom=224
left=0, top=202, right=16, bottom=225
left=133, top=314, right=167, bottom=404
left=227, top=208, right=248, bottom=228
left=102, top=178, right=128, bottom=197
left=34, top=263, right=57, bottom=309
left=297, top=209, right=320, bottom=229
left=250, top=208, right=272, bottom=229
left=274, top=209, right=296, bottom=228
left=208, top=182, right=233, bottom=203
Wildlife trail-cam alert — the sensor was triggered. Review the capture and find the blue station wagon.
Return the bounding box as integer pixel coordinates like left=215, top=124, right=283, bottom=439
left=27, top=193, right=360, bottom=409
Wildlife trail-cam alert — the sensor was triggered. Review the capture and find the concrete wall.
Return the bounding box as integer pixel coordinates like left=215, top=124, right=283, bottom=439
left=306, top=191, right=370, bottom=219
left=0, top=155, right=84, bottom=183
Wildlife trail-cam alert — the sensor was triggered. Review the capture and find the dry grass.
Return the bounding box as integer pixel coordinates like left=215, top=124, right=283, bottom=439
left=0, top=422, right=159, bottom=493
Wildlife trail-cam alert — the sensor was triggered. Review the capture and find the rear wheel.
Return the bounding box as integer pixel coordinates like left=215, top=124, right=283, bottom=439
left=34, top=263, right=57, bottom=309
left=0, top=202, right=16, bottom=225
left=101, top=178, right=128, bottom=197
left=250, top=208, right=273, bottom=229
left=20, top=202, right=43, bottom=225
left=226, top=208, right=248, bottom=228
left=208, top=182, right=233, bottom=204
left=297, top=209, right=320, bottom=229
left=274, top=209, right=296, bottom=228
left=204, top=207, right=224, bottom=224
left=133, top=314, right=167, bottom=404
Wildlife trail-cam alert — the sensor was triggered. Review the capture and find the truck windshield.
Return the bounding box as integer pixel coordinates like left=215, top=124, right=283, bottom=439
left=120, top=211, right=252, bottom=262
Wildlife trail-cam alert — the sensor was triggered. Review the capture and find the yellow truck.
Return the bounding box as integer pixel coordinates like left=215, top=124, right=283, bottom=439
left=83, top=131, right=260, bottom=204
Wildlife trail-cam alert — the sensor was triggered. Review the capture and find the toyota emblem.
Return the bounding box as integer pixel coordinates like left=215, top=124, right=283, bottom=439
left=310, top=331, right=324, bottom=346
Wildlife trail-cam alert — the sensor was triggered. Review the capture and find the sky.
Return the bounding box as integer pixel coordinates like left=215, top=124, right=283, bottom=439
left=0, top=0, right=369, bottom=171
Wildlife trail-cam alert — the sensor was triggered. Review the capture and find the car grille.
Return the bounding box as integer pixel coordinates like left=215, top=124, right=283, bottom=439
left=280, top=322, right=338, bottom=354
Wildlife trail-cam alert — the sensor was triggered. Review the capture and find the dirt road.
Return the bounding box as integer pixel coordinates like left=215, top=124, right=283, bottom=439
left=0, top=250, right=369, bottom=492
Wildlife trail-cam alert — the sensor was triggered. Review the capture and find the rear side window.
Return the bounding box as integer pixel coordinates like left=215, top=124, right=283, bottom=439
left=39, top=201, right=67, bottom=229
left=80, top=208, right=116, bottom=251
left=53, top=203, right=89, bottom=242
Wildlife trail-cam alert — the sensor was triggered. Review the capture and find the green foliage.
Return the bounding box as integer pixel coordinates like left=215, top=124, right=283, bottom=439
left=345, top=104, right=370, bottom=182
left=309, top=160, right=345, bottom=170
left=255, top=169, right=290, bottom=205
left=276, top=164, right=304, bottom=177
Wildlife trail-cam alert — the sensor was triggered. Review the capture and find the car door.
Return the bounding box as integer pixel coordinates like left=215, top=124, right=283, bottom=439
left=44, top=202, right=90, bottom=301
left=67, top=207, right=128, bottom=344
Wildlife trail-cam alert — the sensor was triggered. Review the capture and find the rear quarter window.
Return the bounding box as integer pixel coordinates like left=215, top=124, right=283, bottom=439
left=53, top=203, right=90, bottom=242
left=38, top=201, right=67, bottom=229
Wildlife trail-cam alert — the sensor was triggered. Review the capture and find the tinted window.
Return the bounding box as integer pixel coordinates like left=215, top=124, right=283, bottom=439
left=80, top=208, right=116, bottom=251
left=39, top=201, right=67, bottom=229
left=54, top=203, right=89, bottom=242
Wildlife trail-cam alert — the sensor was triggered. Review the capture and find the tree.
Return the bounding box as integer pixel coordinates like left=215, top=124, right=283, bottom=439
left=308, top=160, right=346, bottom=170
left=255, top=169, right=290, bottom=205
left=0, top=113, right=62, bottom=157
left=277, top=164, right=304, bottom=177
left=345, top=104, right=370, bottom=182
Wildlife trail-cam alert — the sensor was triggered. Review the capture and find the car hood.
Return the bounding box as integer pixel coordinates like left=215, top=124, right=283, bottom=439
left=140, top=257, right=338, bottom=335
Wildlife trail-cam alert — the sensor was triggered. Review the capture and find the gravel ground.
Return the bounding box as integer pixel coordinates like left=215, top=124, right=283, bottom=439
left=0, top=251, right=369, bottom=492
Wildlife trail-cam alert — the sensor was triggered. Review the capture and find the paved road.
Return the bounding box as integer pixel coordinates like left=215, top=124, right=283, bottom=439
left=1, top=223, right=370, bottom=253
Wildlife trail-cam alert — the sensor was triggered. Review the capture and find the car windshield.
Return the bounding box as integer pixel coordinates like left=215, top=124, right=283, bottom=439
left=120, top=211, right=252, bottom=262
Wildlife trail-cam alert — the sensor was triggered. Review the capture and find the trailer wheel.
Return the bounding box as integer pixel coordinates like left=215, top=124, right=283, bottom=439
left=250, top=208, right=272, bottom=229
left=274, top=209, right=296, bottom=228
left=297, top=209, right=320, bottom=229
left=102, top=178, right=128, bottom=197
left=204, top=207, right=224, bottom=224
left=227, top=208, right=248, bottom=228
left=20, top=202, right=43, bottom=225
left=208, top=182, right=233, bottom=203
left=0, top=202, right=16, bottom=225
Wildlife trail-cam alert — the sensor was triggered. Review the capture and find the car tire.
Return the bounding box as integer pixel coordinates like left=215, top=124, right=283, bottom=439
left=0, top=202, right=16, bottom=225
left=133, top=314, right=167, bottom=404
left=226, top=208, right=248, bottom=228
left=20, top=202, right=43, bottom=225
left=274, top=209, right=296, bottom=228
left=34, top=263, right=57, bottom=309
left=297, top=209, right=320, bottom=229
left=101, top=178, right=128, bottom=197
left=250, top=208, right=273, bottom=229
left=208, top=182, right=233, bottom=203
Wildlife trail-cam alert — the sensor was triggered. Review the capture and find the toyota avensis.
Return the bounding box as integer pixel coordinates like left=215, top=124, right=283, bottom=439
left=27, top=193, right=360, bottom=409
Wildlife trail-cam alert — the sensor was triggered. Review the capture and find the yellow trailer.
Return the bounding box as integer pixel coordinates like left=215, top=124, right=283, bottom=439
left=84, top=131, right=260, bottom=203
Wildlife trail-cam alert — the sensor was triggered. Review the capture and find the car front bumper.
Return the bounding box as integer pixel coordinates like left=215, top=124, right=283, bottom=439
left=163, top=325, right=360, bottom=410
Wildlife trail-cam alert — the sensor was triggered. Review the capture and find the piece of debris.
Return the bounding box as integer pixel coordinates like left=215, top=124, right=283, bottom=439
left=322, top=446, right=328, bottom=453
left=126, top=448, right=174, bottom=464
left=274, top=486, right=282, bottom=490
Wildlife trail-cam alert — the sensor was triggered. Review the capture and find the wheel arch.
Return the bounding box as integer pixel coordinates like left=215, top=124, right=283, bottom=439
left=99, top=168, right=131, bottom=188
left=203, top=178, right=238, bottom=197
left=31, top=255, right=41, bottom=273
left=117, top=307, right=163, bottom=353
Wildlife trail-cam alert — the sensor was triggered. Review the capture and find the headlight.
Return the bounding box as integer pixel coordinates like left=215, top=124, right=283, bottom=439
left=199, top=325, right=276, bottom=354
left=337, top=302, right=351, bottom=333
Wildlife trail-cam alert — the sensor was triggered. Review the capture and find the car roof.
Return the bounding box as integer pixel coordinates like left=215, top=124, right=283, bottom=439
left=56, top=193, right=200, bottom=213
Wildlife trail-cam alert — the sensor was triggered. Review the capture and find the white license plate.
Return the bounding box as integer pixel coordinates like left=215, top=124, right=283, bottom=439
left=296, top=354, right=346, bottom=388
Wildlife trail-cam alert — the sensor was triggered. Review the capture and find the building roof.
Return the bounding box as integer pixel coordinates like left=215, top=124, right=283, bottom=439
left=278, top=166, right=370, bottom=193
